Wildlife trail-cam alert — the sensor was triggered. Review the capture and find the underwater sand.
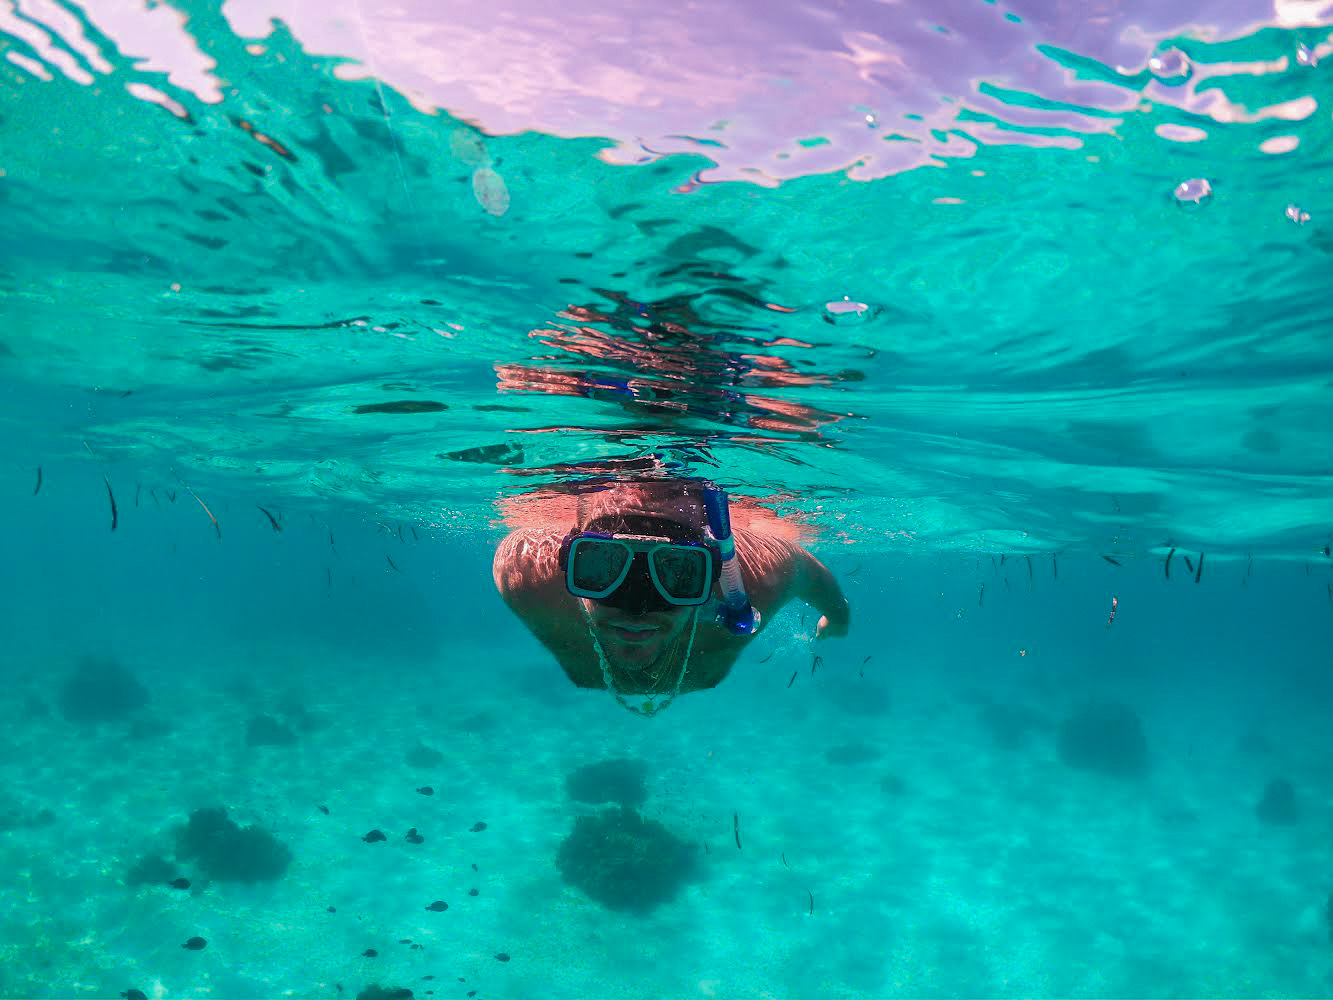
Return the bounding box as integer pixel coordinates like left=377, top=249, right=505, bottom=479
left=3, top=607, right=1331, bottom=1000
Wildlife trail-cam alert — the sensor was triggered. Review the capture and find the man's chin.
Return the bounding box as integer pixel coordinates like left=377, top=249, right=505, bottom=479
left=602, top=636, right=663, bottom=669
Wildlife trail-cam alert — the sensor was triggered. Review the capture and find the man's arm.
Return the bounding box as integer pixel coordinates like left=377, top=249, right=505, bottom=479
left=731, top=529, right=850, bottom=639
left=800, top=549, right=850, bottom=638
left=492, top=528, right=607, bottom=688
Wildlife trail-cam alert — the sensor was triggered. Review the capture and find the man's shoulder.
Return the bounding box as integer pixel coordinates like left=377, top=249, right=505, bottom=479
left=492, top=527, right=572, bottom=621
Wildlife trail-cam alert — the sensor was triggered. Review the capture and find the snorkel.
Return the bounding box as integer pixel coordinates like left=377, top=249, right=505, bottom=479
left=701, top=485, right=761, bottom=636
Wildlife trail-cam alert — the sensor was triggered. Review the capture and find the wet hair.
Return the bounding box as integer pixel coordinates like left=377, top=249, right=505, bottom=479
left=574, top=477, right=710, bottom=540
left=583, top=512, right=703, bottom=543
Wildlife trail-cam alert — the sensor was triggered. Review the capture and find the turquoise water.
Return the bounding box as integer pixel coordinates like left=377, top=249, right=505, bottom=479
left=2, top=3, right=1332, bottom=998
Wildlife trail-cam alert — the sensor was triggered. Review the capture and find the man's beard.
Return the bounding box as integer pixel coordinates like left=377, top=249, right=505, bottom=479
left=584, top=605, right=701, bottom=712
left=603, top=627, right=686, bottom=691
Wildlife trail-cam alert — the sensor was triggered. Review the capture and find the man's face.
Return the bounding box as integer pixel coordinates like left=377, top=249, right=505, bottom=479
left=582, top=598, right=696, bottom=670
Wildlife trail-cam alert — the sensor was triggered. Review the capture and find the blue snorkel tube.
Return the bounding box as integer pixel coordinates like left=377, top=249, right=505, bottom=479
left=701, top=485, right=761, bottom=636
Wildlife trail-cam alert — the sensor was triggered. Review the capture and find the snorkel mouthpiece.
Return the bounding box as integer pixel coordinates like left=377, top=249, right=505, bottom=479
left=702, top=485, right=760, bottom=636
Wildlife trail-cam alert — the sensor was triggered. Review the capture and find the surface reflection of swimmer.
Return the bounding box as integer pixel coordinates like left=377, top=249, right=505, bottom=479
left=492, top=477, right=850, bottom=715
left=493, top=293, right=857, bottom=439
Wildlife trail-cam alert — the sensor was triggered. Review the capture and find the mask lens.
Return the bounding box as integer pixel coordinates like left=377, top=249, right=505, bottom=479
left=569, top=539, right=632, bottom=596
left=650, top=545, right=710, bottom=602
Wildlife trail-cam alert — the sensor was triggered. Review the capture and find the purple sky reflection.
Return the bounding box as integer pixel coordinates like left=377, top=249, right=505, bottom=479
left=13, top=0, right=1333, bottom=180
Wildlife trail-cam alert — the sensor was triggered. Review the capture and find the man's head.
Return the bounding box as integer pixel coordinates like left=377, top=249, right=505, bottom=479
left=572, top=511, right=714, bottom=675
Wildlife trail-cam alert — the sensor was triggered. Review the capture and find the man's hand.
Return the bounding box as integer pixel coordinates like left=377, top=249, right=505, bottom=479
left=815, top=613, right=849, bottom=639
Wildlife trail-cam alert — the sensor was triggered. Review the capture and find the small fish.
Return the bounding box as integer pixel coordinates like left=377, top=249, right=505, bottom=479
left=32, top=467, right=42, bottom=495
left=1003, top=577, right=1011, bottom=592
left=1165, top=547, right=1175, bottom=579
left=328, top=529, right=337, bottom=556
left=781, top=852, right=788, bottom=868
left=703, top=841, right=710, bottom=854
left=1327, top=582, right=1332, bottom=607
left=1000, top=554, right=1006, bottom=566
left=811, top=655, right=822, bottom=676
left=362, top=829, right=386, bottom=843
left=397, top=522, right=404, bottom=542
left=362, top=949, right=378, bottom=957
left=495, top=953, right=511, bottom=962
left=787, top=670, right=797, bottom=688
left=416, top=786, right=433, bottom=796
left=848, top=564, right=862, bottom=577
left=185, top=487, right=221, bottom=539
left=256, top=505, right=281, bottom=532
left=759, top=649, right=775, bottom=664
left=978, top=583, right=985, bottom=607
left=120, top=991, right=147, bottom=1000
left=353, top=400, right=448, bottom=415
left=405, top=828, right=424, bottom=844
left=1107, top=595, right=1119, bottom=627
left=1025, top=555, right=1033, bottom=585
left=808, top=889, right=814, bottom=915
left=1052, top=555, right=1058, bottom=581
left=1246, top=554, right=1253, bottom=578
left=326, top=566, right=332, bottom=589
left=425, top=900, right=448, bottom=912
left=470, top=821, right=487, bottom=832
left=182, top=937, right=207, bottom=951
left=860, top=654, right=870, bottom=678
left=734, top=812, right=742, bottom=850
left=468, top=888, right=479, bottom=896
left=317, top=804, right=329, bottom=815
left=169, top=877, right=190, bottom=890
left=386, top=555, right=402, bottom=573
left=1183, top=555, right=1195, bottom=574
left=1101, top=555, right=1122, bottom=567
left=103, top=475, right=118, bottom=531
left=149, top=487, right=160, bottom=508
left=1324, top=544, right=1330, bottom=558
left=166, top=489, right=176, bottom=503
left=411, top=525, right=420, bottom=541
left=1195, top=552, right=1204, bottom=583
left=134, top=483, right=141, bottom=507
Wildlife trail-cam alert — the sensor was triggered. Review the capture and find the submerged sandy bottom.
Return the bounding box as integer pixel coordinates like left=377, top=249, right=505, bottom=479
left=2, top=616, right=1330, bottom=1000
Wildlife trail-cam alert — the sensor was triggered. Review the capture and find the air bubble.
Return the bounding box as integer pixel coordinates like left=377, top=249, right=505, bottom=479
left=1172, top=177, right=1212, bottom=210
left=1295, top=44, right=1318, bottom=67
left=1285, top=203, right=1310, bottom=226
left=823, top=297, right=876, bottom=325
left=1148, top=48, right=1192, bottom=85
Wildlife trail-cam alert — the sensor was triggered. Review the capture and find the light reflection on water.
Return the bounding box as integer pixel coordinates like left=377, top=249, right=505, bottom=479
left=0, top=1, right=1330, bottom=554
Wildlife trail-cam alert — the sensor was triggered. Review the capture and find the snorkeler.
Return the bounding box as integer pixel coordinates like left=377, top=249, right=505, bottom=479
left=491, top=477, right=850, bottom=714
